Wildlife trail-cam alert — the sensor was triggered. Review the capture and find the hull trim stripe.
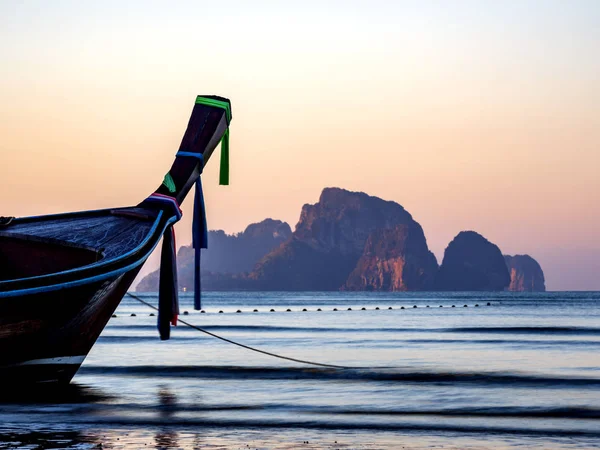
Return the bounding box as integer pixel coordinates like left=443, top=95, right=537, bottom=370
left=8, top=355, right=87, bottom=366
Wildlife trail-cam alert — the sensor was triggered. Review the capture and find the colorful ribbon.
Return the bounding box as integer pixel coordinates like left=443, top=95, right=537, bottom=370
left=150, top=98, right=231, bottom=339
left=176, top=152, right=208, bottom=311
left=157, top=224, right=179, bottom=340
left=195, top=96, right=231, bottom=186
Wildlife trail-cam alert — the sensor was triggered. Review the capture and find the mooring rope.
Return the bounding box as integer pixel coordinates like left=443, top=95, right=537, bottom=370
left=125, top=292, right=354, bottom=369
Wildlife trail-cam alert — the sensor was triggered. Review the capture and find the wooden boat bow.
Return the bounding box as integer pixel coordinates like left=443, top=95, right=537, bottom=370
left=139, top=95, right=232, bottom=338
left=150, top=95, right=231, bottom=205
left=0, top=95, right=232, bottom=382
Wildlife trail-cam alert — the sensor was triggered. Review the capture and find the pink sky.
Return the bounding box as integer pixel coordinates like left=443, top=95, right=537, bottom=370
left=1, top=1, right=599, bottom=290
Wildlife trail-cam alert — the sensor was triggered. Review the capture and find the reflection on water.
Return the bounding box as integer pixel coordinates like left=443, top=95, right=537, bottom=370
left=158, top=386, right=178, bottom=417
left=154, top=429, right=178, bottom=449
left=155, top=387, right=179, bottom=449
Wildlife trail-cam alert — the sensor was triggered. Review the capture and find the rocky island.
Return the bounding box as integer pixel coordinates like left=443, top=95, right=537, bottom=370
left=250, top=188, right=438, bottom=290
left=136, top=188, right=546, bottom=292
left=434, top=231, right=510, bottom=291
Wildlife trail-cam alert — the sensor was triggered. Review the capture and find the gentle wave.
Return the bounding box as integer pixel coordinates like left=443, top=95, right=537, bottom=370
left=444, top=326, right=600, bottom=335
left=96, top=335, right=600, bottom=348
left=23, top=401, right=600, bottom=420
left=396, top=338, right=600, bottom=346
left=78, top=365, right=600, bottom=387
left=313, top=406, right=600, bottom=419
left=107, top=324, right=600, bottom=335
left=1, top=413, right=598, bottom=438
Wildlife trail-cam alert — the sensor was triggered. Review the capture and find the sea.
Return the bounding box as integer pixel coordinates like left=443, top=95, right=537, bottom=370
left=1, top=292, right=599, bottom=449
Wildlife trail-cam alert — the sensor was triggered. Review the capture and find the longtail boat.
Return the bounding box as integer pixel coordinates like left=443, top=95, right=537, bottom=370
left=0, top=96, right=231, bottom=384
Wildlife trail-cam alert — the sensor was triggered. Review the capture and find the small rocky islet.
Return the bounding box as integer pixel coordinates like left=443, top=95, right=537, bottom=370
left=137, top=187, right=545, bottom=292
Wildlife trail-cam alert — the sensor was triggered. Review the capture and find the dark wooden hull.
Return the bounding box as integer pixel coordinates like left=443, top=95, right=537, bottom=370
left=0, top=267, right=141, bottom=384
left=0, top=207, right=169, bottom=385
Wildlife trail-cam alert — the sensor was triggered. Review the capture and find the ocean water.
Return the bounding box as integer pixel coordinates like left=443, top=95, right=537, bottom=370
left=1, top=292, right=600, bottom=449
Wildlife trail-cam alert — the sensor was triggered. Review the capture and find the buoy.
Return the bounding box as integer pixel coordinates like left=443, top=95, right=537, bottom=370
left=111, top=314, right=117, bottom=318
left=200, top=310, right=206, bottom=314
left=333, top=308, right=338, bottom=311
left=439, top=305, right=443, bottom=308
left=413, top=305, right=417, bottom=308
left=464, top=305, right=468, bottom=307
left=452, top=305, right=455, bottom=308
left=183, top=311, right=189, bottom=315
left=286, top=309, right=292, bottom=312
left=219, top=310, right=224, bottom=313
left=487, top=302, right=491, bottom=306
left=388, top=306, right=393, bottom=310
left=302, top=308, right=307, bottom=312
left=375, top=307, right=380, bottom=310
left=347, top=308, right=352, bottom=311
left=130, top=313, right=136, bottom=317
left=361, top=307, right=366, bottom=310
left=150, top=313, right=155, bottom=316
left=236, top=310, right=242, bottom=313
left=317, top=308, right=322, bottom=311
left=426, top=305, right=430, bottom=308
left=401, top=306, right=404, bottom=309
left=253, top=309, right=258, bottom=312
left=270, top=309, right=275, bottom=312
left=475, top=304, right=479, bottom=307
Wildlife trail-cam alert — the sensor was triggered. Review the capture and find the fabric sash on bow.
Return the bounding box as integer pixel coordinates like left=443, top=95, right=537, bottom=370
left=144, top=193, right=182, bottom=340
left=184, top=95, right=232, bottom=310
left=158, top=225, right=178, bottom=340
left=146, top=96, right=231, bottom=338
left=194, top=96, right=232, bottom=186
left=175, top=152, right=209, bottom=311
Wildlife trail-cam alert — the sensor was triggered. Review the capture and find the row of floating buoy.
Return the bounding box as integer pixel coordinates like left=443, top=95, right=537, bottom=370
left=112, top=303, right=492, bottom=318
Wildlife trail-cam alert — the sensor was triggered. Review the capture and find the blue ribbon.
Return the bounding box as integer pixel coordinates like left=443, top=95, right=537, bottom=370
left=193, top=177, right=208, bottom=310
left=177, top=152, right=207, bottom=310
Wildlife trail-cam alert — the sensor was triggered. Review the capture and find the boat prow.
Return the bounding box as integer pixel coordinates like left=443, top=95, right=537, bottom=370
left=0, top=96, right=232, bottom=384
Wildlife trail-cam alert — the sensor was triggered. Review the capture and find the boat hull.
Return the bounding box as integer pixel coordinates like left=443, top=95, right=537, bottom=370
left=0, top=268, right=140, bottom=384
left=0, top=95, right=231, bottom=385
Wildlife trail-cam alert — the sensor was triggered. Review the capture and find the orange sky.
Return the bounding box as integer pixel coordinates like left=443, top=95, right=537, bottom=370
left=1, top=1, right=599, bottom=290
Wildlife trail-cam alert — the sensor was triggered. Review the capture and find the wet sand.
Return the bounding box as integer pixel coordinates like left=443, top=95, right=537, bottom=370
left=0, top=426, right=575, bottom=449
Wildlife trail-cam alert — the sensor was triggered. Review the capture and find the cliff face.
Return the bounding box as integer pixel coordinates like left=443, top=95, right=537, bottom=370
left=136, top=219, right=291, bottom=291
left=343, top=224, right=438, bottom=291
left=250, top=188, right=437, bottom=291
left=293, top=188, right=414, bottom=254
left=435, top=231, right=510, bottom=291
left=504, top=254, right=546, bottom=292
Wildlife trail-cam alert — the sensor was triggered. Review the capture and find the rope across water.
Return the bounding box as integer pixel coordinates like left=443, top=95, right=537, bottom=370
left=125, top=292, right=355, bottom=369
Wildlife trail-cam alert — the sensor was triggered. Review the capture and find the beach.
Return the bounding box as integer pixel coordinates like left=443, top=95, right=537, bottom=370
left=0, top=291, right=599, bottom=449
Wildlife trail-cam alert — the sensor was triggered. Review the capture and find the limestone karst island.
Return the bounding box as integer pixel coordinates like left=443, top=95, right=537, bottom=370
left=137, top=188, right=545, bottom=293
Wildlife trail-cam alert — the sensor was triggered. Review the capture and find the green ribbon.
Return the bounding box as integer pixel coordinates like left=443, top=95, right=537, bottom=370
left=162, top=172, right=176, bottom=193
left=196, top=96, right=231, bottom=186
left=219, top=128, right=229, bottom=185
left=195, top=96, right=231, bottom=122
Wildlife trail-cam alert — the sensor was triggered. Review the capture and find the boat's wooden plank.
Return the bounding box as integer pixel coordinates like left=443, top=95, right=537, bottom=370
left=4, top=215, right=153, bottom=259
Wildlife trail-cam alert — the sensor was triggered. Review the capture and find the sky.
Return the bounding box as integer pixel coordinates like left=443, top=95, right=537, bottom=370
left=1, top=1, right=599, bottom=290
